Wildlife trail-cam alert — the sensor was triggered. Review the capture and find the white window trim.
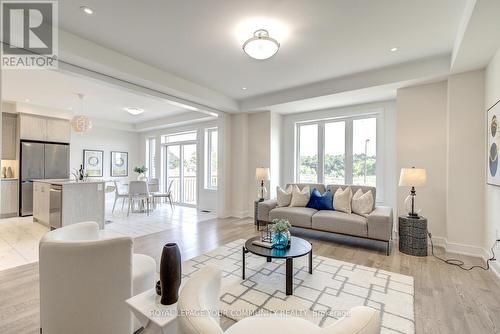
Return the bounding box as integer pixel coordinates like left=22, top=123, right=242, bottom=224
left=295, top=113, right=381, bottom=195
left=204, top=127, right=218, bottom=190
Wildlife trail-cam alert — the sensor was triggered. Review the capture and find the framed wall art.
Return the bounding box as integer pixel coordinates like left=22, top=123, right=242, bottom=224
left=111, top=151, right=128, bottom=177
left=83, top=149, right=104, bottom=177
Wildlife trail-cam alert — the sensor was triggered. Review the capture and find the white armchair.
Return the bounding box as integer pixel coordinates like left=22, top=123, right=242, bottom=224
left=177, top=266, right=381, bottom=334
left=39, top=222, right=156, bottom=334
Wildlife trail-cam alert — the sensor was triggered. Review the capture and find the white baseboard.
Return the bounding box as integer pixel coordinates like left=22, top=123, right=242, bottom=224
left=393, top=231, right=500, bottom=279
left=225, top=211, right=252, bottom=219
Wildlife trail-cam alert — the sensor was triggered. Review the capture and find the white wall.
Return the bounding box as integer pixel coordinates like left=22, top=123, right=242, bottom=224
left=396, top=82, right=448, bottom=238
left=485, top=48, right=500, bottom=265
left=281, top=101, right=397, bottom=211
left=70, top=126, right=140, bottom=181
left=447, top=70, right=485, bottom=247
left=270, top=112, right=283, bottom=199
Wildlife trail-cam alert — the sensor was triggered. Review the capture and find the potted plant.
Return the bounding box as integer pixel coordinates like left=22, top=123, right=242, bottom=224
left=271, top=218, right=292, bottom=250
left=134, top=165, right=148, bottom=181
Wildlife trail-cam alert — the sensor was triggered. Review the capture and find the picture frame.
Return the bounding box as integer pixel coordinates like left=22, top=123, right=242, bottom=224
left=487, top=100, right=500, bottom=186
left=111, top=151, right=128, bottom=177
left=83, top=149, right=104, bottom=177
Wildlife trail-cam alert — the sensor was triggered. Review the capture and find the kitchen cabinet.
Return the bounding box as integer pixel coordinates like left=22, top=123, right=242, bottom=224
left=46, top=118, right=71, bottom=143
left=2, top=113, right=17, bottom=159
left=1, top=179, right=19, bottom=218
left=19, top=114, right=71, bottom=143
left=33, top=181, right=50, bottom=225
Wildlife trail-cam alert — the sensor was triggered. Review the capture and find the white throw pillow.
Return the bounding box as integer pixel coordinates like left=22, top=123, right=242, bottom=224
left=276, top=185, right=293, bottom=207
left=333, top=187, right=352, bottom=213
left=352, top=189, right=374, bottom=217
left=290, top=185, right=310, bottom=207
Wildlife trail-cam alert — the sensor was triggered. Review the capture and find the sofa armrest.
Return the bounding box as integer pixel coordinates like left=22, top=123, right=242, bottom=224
left=367, top=206, right=393, bottom=241
left=257, top=200, right=277, bottom=222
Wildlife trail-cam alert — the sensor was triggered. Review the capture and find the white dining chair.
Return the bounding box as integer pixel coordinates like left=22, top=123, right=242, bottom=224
left=151, top=179, right=175, bottom=210
left=112, top=180, right=129, bottom=213
left=127, top=181, right=152, bottom=216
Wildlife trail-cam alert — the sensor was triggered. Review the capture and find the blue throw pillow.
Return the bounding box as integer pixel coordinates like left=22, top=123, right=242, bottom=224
left=306, top=188, right=334, bottom=210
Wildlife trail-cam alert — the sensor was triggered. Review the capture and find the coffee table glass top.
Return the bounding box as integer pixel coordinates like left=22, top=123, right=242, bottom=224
left=245, top=236, right=312, bottom=259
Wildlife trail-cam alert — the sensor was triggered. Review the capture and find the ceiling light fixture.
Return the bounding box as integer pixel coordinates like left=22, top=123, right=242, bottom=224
left=390, top=47, right=399, bottom=52
left=243, top=29, right=280, bottom=60
left=71, top=94, right=92, bottom=133
left=242, top=87, right=247, bottom=90
left=80, top=6, right=94, bottom=15
left=24, top=99, right=30, bottom=102
left=124, top=107, right=145, bottom=115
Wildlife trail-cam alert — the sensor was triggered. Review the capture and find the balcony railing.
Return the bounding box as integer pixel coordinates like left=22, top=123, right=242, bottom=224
left=167, top=175, right=196, bottom=204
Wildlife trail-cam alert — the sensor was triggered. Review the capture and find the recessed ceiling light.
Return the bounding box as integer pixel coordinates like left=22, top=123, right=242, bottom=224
left=24, top=99, right=30, bottom=102
left=390, top=47, right=399, bottom=52
left=243, top=29, right=280, bottom=60
left=123, top=107, right=145, bottom=115
left=80, top=6, right=94, bottom=15
left=242, top=87, right=247, bottom=90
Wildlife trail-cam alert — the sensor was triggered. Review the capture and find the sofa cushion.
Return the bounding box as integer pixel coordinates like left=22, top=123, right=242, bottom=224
left=290, top=185, right=310, bottom=207
left=327, top=185, right=376, bottom=210
left=333, top=187, right=353, bottom=213
left=276, top=185, right=293, bottom=207
left=269, top=207, right=317, bottom=228
left=312, top=210, right=368, bottom=237
left=306, top=188, right=333, bottom=210
left=286, top=183, right=326, bottom=194
left=352, top=189, right=374, bottom=217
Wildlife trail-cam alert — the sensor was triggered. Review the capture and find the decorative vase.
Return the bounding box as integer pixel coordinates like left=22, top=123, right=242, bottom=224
left=159, top=243, right=182, bottom=305
left=272, top=231, right=289, bottom=250
left=137, top=173, right=147, bottom=181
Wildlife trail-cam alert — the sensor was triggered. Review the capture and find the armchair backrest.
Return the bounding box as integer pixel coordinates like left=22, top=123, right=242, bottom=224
left=177, top=266, right=223, bottom=334
left=39, top=222, right=134, bottom=334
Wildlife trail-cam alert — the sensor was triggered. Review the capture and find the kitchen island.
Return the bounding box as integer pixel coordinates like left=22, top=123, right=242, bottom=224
left=33, top=179, right=105, bottom=229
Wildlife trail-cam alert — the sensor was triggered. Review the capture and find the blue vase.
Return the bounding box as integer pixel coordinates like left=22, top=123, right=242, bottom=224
left=272, top=231, right=289, bottom=250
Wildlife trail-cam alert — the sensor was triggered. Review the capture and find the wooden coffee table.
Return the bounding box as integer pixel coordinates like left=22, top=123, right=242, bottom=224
left=242, top=236, right=313, bottom=295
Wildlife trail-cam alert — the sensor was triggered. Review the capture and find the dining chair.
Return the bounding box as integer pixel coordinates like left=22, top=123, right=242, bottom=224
left=148, top=178, right=160, bottom=193
left=112, top=180, right=129, bottom=213
left=127, top=181, right=152, bottom=216
left=151, top=179, right=175, bottom=210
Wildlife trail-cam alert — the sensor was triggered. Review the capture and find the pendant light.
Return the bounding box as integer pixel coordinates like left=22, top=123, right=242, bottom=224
left=71, top=94, right=92, bottom=133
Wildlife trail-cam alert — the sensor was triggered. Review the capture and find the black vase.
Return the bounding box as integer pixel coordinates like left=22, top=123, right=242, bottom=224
left=159, top=243, right=182, bottom=305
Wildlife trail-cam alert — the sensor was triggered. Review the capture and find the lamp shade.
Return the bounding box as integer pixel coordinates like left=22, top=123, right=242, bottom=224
left=399, top=168, right=427, bottom=187
left=255, top=167, right=270, bottom=181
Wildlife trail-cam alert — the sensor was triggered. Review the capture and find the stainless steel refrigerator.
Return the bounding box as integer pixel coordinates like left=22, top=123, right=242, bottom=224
left=20, top=141, right=70, bottom=216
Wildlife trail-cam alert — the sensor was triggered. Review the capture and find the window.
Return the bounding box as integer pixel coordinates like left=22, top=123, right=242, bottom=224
left=162, top=131, right=197, bottom=144
left=145, top=137, right=156, bottom=179
left=205, top=128, right=218, bottom=189
left=296, top=115, right=377, bottom=187
left=297, top=124, right=318, bottom=183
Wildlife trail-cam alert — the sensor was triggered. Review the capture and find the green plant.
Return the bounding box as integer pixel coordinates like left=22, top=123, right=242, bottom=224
left=271, top=218, right=291, bottom=233
left=133, top=165, right=148, bottom=174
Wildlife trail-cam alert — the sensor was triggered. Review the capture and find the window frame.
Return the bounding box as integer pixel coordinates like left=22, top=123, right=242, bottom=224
left=295, top=113, right=381, bottom=189
left=204, top=127, right=218, bottom=190
left=145, top=137, right=156, bottom=180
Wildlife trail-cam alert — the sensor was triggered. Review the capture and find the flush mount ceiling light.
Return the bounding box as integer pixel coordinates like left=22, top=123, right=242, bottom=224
left=390, top=47, right=399, bottom=52
left=80, top=6, right=94, bottom=15
left=124, top=107, right=145, bottom=115
left=243, top=29, right=280, bottom=60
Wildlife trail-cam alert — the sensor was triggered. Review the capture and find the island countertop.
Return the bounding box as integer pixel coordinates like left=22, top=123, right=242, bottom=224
left=34, top=179, right=105, bottom=185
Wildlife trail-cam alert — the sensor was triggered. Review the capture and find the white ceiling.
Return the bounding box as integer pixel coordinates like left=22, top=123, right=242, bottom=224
left=1, top=69, right=190, bottom=124
left=57, top=0, right=466, bottom=100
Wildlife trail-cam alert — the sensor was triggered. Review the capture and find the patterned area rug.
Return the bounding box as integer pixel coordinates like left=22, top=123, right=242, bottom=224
left=183, top=239, right=415, bottom=334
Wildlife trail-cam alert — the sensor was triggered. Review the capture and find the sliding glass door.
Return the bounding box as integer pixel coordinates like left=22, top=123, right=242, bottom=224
left=165, top=143, right=197, bottom=206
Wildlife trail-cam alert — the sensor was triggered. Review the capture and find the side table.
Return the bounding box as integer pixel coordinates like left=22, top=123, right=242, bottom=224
left=398, top=215, right=428, bottom=256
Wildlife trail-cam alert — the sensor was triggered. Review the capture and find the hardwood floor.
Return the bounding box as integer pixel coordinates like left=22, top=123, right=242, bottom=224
left=1, top=216, right=499, bottom=334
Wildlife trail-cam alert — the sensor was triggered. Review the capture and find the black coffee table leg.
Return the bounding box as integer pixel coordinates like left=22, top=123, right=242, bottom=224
left=309, top=245, right=313, bottom=274
left=242, top=247, right=247, bottom=279
left=267, top=257, right=272, bottom=262
left=286, top=257, right=293, bottom=295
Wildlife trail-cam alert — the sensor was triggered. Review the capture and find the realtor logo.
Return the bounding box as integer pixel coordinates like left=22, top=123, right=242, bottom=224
left=1, top=1, right=58, bottom=69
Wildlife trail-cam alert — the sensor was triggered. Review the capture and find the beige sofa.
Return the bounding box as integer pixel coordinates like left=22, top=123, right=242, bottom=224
left=257, top=183, right=393, bottom=255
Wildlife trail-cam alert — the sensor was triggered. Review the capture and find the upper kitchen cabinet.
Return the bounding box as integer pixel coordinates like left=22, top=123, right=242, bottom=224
left=46, top=118, right=71, bottom=143
left=2, top=113, right=17, bottom=160
left=19, top=114, right=70, bottom=143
